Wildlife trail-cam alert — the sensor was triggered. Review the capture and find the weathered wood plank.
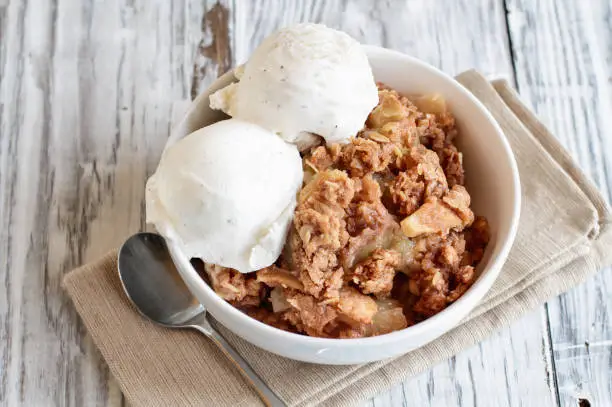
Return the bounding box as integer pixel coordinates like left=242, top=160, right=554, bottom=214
left=370, top=312, right=557, bottom=407
left=190, top=0, right=233, bottom=100
left=0, top=2, right=115, bottom=405
left=0, top=0, right=218, bottom=405
left=226, top=1, right=555, bottom=406
left=506, top=0, right=612, bottom=406
left=230, top=0, right=514, bottom=77
left=10, top=0, right=611, bottom=406
left=370, top=310, right=556, bottom=407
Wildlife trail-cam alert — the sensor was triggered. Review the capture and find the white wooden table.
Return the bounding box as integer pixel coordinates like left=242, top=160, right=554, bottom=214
left=1, top=1, right=610, bottom=406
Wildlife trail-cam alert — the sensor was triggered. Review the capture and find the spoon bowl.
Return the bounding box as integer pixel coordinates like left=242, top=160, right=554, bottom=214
left=118, top=233, right=205, bottom=327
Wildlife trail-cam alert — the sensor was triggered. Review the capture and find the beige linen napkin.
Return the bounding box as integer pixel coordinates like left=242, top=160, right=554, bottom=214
left=63, top=71, right=612, bottom=407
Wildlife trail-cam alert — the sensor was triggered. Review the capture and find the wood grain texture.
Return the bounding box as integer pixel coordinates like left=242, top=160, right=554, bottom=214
left=0, top=0, right=216, bottom=405
left=230, top=0, right=515, bottom=76
left=1, top=0, right=609, bottom=406
left=190, top=0, right=233, bottom=100
left=369, top=312, right=557, bottom=407
left=507, top=1, right=612, bottom=406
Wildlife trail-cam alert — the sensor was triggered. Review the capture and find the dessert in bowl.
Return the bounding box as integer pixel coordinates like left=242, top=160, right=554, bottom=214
left=147, top=24, right=520, bottom=364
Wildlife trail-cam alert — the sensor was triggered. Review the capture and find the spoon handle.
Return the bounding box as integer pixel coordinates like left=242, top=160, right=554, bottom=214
left=192, top=322, right=286, bottom=407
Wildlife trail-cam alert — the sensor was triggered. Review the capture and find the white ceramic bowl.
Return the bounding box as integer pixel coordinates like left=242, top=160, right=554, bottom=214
left=165, top=46, right=521, bottom=365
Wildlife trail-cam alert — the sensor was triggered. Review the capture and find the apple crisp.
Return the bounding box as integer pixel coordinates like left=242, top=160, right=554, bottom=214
left=203, top=84, right=489, bottom=338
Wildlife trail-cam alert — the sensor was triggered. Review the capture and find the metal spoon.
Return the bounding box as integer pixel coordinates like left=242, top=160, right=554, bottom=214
left=118, top=232, right=285, bottom=407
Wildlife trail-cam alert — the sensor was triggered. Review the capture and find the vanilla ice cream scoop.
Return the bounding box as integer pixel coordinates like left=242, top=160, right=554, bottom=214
left=209, top=23, right=379, bottom=145
left=146, top=119, right=303, bottom=273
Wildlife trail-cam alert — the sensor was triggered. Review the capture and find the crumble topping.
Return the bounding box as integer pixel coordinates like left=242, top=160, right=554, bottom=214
left=203, top=84, right=489, bottom=338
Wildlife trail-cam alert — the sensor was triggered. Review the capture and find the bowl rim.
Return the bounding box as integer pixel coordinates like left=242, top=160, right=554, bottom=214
left=165, top=45, right=521, bottom=347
